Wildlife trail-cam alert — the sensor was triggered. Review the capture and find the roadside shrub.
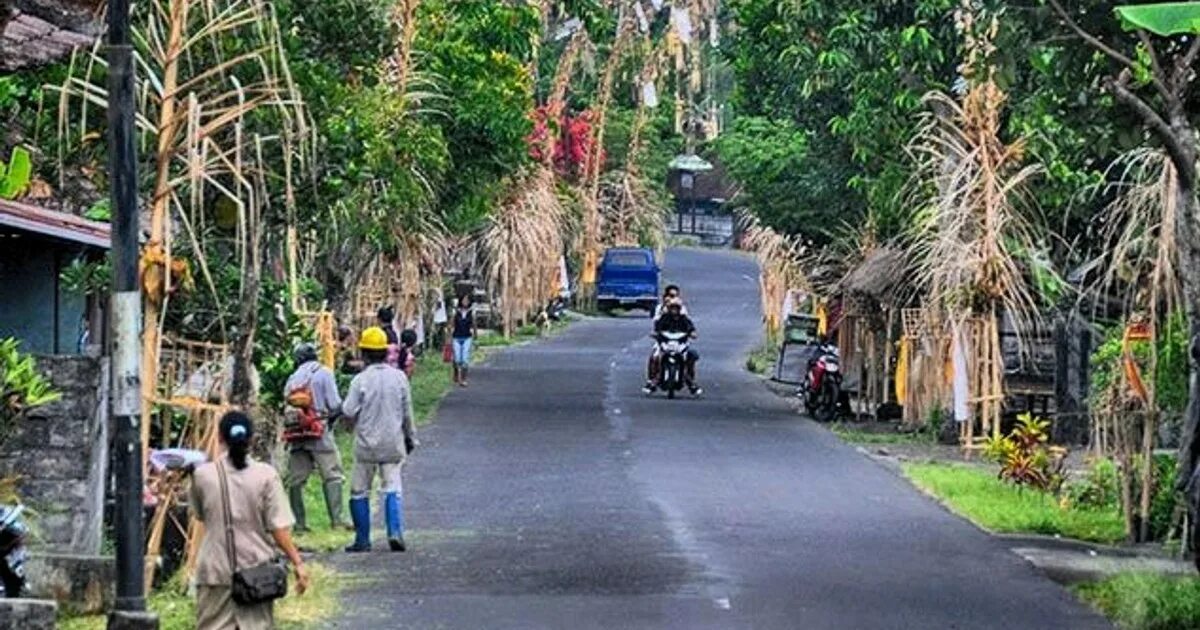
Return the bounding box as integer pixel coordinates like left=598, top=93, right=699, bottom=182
left=1148, top=454, right=1177, bottom=542
left=985, top=413, right=1066, bottom=493
left=1065, top=457, right=1121, bottom=511
left=1, top=338, right=60, bottom=446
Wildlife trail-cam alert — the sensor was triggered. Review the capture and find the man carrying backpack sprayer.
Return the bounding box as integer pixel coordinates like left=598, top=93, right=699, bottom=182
left=283, top=342, right=352, bottom=532
left=341, top=326, right=417, bottom=552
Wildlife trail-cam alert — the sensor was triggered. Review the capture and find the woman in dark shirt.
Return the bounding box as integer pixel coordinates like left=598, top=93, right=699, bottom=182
left=450, top=294, right=477, bottom=386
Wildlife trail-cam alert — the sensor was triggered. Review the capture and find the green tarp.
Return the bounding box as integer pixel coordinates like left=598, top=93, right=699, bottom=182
left=1115, top=3, right=1200, bottom=36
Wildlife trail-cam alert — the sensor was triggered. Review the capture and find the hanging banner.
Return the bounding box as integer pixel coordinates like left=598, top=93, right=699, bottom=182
left=412, top=306, right=426, bottom=346
left=895, top=339, right=910, bottom=405
left=558, top=255, right=570, bottom=297
left=634, top=1, right=649, bottom=32
left=671, top=6, right=693, bottom=44
left=642, top=81, right=659, bottom=108
left=781, top=289, right=795, bottom=325
left=1121, top=322, right=1151, bottom=404
left=432, top=292, right=448, bottom=325
left=582, top=250, right=598, bottom=284
left=952, top=323, right=970, bottom=423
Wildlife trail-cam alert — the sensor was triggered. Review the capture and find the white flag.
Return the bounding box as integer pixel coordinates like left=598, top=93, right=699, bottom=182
left=952, top=323, right=970, bottom=423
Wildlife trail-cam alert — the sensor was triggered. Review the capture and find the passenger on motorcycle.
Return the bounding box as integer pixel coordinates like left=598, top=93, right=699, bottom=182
left=646, top=285, right=687, bottom=383
left=643, top=298, right=702, bottom=396
left=652, top=285, right=687, bottom=321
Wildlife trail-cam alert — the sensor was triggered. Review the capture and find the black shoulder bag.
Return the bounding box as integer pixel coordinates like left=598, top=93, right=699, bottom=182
left=217, top=462, right=289, bottom=605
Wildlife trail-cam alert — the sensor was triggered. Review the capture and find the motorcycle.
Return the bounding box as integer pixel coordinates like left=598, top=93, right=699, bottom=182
left=546, top=295, right=567, bottom=321
left=0, top=503, right=29, bottom=599
left=653, top=331, right=691, bottom=399
left=800, top=342, right=842, bottom=422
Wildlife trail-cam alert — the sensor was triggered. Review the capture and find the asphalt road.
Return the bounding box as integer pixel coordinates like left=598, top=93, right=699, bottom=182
left=329, top=248, right=1109, bottom=629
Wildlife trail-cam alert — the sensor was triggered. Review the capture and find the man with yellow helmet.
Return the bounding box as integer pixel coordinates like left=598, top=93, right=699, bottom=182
left=340, top=326, right=417, bottom=552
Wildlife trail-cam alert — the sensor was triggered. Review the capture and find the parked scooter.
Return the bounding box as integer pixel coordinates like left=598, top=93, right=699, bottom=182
left=653, top=331, right=691, bottom=399
left=547, top=295, right=567, bottom=321
left=0, top=503, right=29, bottom=598
left=800, top=341, right=842, bottom=422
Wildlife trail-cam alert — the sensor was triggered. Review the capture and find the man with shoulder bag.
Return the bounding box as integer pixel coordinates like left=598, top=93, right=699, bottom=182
left=283, top=343, right=352, bottom=532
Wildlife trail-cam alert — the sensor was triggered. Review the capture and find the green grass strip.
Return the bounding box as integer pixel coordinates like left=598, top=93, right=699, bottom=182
left=59, top=563, right=340, bottom=630
left=902, top=462, right=1126, bottom=544
left=1074, top=572, right=1200, bottom=630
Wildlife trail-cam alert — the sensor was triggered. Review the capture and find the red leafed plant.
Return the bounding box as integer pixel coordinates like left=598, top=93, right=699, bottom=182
left=984, top=413, right=1067, bottom=493
left=527, top=106, right=603, bottom=181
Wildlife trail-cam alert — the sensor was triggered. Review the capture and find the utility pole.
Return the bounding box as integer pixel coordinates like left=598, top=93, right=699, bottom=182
left=106, top=0, right=157, bottom=628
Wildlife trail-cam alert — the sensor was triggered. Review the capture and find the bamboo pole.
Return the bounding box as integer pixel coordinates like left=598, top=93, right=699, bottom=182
left=580, top=3, right=633, bottom=308
left=141, top=0, right=191, bottom=466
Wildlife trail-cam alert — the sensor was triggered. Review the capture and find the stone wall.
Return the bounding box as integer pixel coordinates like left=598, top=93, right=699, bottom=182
left=0, top=355, right=108, bottom=554
left=0, top=598, right=57, bottom=630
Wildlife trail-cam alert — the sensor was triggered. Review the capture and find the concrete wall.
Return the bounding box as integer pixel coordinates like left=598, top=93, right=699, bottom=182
left=0, top=355, right=108, bottom=555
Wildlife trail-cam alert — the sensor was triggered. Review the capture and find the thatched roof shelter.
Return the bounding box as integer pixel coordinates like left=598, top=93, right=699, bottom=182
left=838, top=246, right=909, bottom=306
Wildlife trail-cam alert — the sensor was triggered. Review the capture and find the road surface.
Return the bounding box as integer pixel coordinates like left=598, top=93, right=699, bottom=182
left=329, top=248, right=1108, bottom=629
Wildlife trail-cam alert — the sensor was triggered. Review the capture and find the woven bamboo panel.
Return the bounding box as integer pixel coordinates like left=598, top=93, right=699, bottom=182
left=902, top=308, right=928, bottom=338
left=158, top=337, right=231, bottom=405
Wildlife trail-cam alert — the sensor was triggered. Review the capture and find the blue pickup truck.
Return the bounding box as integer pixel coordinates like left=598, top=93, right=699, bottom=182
left=596, top=247, right=660, bottom=314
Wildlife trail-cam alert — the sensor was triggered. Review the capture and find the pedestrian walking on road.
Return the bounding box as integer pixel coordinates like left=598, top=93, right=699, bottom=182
left=378, top=305, right=402, bottom=369
left=190, top=412, right=309, bottom=630
left=450, top=294, right=477, bottom=387
left=399, top=328, right=418, bottom=379
left=342, top=326, right=418, bottom=553
left=283, top=343, right=351, bottom=532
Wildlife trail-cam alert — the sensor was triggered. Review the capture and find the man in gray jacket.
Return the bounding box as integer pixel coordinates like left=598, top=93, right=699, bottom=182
left=283, top=343, right=351, bottom=532
left=341, top=326, right=417, bottom=552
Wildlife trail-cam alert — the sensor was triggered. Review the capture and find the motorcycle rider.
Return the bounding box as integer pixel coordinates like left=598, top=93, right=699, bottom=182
left=644, top=298, right=702, bottom=396
left=646, top=285, right=686, bottom=386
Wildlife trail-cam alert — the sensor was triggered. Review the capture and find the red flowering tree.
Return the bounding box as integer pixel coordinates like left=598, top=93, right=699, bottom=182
left=527, top=106, right=604, bottom=181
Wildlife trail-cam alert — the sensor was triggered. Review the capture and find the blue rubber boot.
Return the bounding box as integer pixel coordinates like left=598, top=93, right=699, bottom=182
left=344, top=497, right=371, bottom=553
left=384, top=492, right=406, bottom=552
